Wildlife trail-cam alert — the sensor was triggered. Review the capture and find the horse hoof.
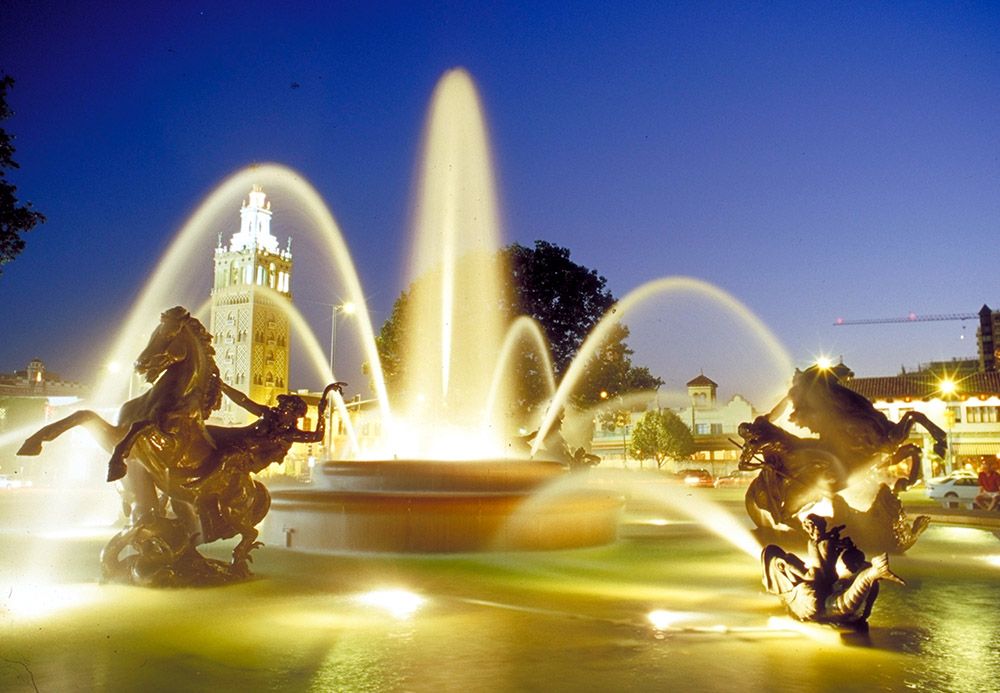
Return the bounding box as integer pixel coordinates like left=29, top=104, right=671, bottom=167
left=107, top=460, right=128, bottom=482
left=911, top=515, right=931, bottom=536
left=17, top=439, right=42, bottom=456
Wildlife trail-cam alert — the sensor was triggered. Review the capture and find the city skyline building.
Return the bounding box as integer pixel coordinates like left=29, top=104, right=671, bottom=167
left=209, top=186, right=293, bottom=423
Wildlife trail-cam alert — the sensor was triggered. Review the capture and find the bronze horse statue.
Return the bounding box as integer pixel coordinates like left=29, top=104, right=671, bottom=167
left=20, top=307, right=222, bottom=515
left=738, top=365, right=945, bottom=552
left=19, top=307, right=337, bottom=585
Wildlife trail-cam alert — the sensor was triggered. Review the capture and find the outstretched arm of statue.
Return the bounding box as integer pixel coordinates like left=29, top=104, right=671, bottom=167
left=289, top=382, right=348, bottom=444
left=219, top=381, right=268, bottom=418
left=316, top=382, right=348, bottom=417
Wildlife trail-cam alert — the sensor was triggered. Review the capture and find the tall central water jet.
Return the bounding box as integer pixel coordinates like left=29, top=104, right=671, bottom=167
left=396, top=69, right=511, bottom=452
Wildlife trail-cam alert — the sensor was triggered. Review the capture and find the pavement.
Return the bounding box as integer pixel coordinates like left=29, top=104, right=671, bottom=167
left=904, top=503, right=1000, bottom=530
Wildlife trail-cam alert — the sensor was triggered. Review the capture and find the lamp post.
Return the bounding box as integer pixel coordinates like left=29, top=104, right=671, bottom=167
left=330, top=301, right=357, bottom=378
left=939, top=377, right=957, bottom=473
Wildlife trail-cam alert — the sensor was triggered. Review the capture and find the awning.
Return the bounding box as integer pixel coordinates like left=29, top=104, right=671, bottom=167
left=951, top=442, right=1000, bottom=457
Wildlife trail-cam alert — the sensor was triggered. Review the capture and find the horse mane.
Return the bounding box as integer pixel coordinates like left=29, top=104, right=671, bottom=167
left=163, top=306, right=223, bottom=416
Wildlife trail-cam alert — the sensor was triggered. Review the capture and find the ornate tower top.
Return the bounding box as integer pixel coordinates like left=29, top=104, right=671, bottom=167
left=230, top=186, right=280, bottom=254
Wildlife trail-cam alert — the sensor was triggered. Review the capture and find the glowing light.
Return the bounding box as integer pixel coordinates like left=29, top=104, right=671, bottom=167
left=356, top=589, right=425, bottom=619
left=940, top=378, right=956, bottom=395
left=647, top=610, right=678, bottom=630
left=647, top=609, right=700, bottom=631
left=767, top=616, right=845, bottom=644
left=815, top=357, right=832, bottom=369
left=3, top=582, right=99, bottom=620
left=341, top=301, right=356, bottom=315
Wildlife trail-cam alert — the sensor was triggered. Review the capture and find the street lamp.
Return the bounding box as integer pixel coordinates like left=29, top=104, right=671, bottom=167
left=939, top=377, right=958, bottom=472
left=330, top=301, right=356, bottom=378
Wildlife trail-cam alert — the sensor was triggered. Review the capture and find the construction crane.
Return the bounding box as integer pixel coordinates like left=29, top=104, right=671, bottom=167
left=833, top=312, right=979, bottom=326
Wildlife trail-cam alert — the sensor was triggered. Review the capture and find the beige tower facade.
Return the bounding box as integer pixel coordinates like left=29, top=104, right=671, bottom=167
left=210, top=186, right=293, bottom=423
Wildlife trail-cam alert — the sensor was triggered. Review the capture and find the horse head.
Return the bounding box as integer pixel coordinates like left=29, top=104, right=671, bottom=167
left=135, top=307, right=193, bottom=383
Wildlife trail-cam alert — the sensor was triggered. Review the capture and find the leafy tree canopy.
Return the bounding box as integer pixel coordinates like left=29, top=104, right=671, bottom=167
left=0, top=74, right=45, bottom=275
left=629, top=409, right=695, bottom=468
left=375, top=240, right=663, bottom=413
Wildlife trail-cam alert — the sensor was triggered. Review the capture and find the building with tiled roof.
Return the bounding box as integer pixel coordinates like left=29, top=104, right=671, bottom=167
left=840, top=362, right=1000, bottom=473
left=591, top=373, right=755, bottom=476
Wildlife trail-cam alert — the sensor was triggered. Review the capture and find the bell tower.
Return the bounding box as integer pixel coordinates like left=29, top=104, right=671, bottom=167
left=210, top=186, right=293, bottom=423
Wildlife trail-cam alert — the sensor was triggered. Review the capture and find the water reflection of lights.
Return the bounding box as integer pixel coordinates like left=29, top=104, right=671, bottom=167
left=648, top=611, right=798, bottom=638
left=647, top=609, right=691, bottom=630
left=355, top=589, right=425, bottom=619
left=3, top=582, right=99, bottom=619
left=766, top=617, right=844, bottom=645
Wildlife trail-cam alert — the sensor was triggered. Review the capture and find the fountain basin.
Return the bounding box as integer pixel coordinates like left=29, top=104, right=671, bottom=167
left=261, top=459, right=624, bottom=553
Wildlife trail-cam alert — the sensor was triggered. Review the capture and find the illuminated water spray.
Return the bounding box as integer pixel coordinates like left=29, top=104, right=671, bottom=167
left=401, top=69, right=510, bottom=444
left=531, top=276, right=794, bottom=457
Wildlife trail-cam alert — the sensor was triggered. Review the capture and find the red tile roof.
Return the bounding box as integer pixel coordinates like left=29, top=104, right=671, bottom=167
left=686, top=374, right=718, bottom=388
left=844, top=370, right=1000, bottom=401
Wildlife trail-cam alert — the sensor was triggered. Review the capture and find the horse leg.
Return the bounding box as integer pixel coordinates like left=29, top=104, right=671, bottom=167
left=107, top=420, right=156, bottom=481
left=18, top=410, right=121, bottom=456
left=231, top=482, right=270, bottom=570
left=119, top=464, right=162, bottom=526
left=890, top=443, right=923, bottom=490
left=897, top=412, right=947, bottom=458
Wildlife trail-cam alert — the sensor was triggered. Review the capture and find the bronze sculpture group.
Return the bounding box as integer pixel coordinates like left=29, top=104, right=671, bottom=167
left=19, top=306, right=345, bottom=586
left=738, top=364, right=945, bottom=554
left=739, top=364, right=947, bottom=627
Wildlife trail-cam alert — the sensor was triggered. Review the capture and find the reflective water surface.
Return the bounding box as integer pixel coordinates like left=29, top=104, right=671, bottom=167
left=2, top=489, right=999, bottom=693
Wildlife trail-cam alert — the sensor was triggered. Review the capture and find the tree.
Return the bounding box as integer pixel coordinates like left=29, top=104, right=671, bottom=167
left=630, top=409, right=695, bottom=468
left=504, top=240, right=662, bottom=411
left=0, top=74, right=45, bottom=274
left=507, top=240, right=613, bottom=376
left=374, top=240, right=663, bottom=413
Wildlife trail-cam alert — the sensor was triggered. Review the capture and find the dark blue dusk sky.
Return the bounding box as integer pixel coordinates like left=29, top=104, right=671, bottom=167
left=1, top=1, right=998, bottom=405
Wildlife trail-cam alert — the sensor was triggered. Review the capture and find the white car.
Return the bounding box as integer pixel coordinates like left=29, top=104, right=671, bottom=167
left=925, top=472, right=980, bottom=509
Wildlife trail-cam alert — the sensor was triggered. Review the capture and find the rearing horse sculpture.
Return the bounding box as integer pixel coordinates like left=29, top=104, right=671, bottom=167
left=737, top=365, right=946, bottom=553
left=19, top=307, right=271, bottom=584
left=19, top=307, right=222, bottom=520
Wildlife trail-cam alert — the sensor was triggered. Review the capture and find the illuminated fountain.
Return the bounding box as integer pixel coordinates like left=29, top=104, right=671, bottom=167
left=12, top=70, right=796, bottom=555
left=253, top=70, right=792, bottom=553
left=6, top=67, right=1000, bottom=689
left=261, top=69, right=625, bottom=552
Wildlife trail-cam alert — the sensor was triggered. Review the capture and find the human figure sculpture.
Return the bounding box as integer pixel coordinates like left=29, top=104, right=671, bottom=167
left=737, top=364, right=943, bottom=552
left=518, top=415, right=600, bottom=471
left=762, top=514, right=904, bottom=628
left=18, top=306, right=347, bottom=585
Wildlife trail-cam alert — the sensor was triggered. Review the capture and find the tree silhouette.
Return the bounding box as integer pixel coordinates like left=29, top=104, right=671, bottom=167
left=0, top=74, right=45, bottom=275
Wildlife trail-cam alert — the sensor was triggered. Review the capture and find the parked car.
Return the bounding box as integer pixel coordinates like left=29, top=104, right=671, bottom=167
left=714, top=469, right=758, bottom=488
left=925, top=472, right=980, bottom=509
left=677, top=469, right=714, bottom=488
left=0, top=474, right=24, bottom=490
